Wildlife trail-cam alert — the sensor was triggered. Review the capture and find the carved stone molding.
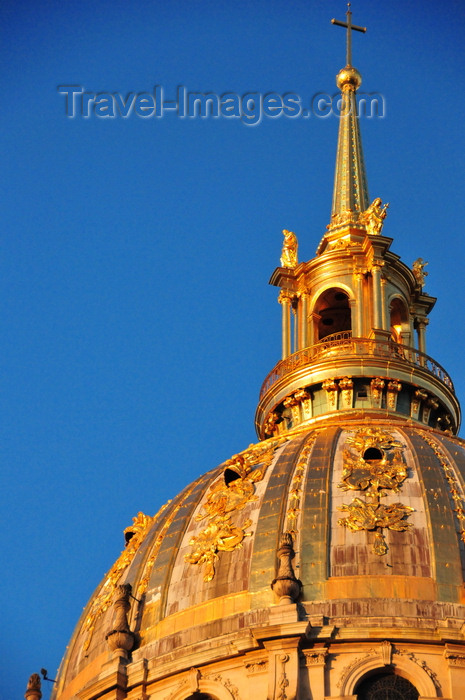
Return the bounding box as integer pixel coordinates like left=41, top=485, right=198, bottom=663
left=166, top=668, right=237, bottom=700
left=336, top=645, right=439, bottom=697
left=244, top=658, right=269, bottom=675
left=276, top=654, right=290, bottom=700
left=303, top=649, right=328, bottom=667
left=444, top=650, right=465, bottom=667
left=394, top=648, right=441, bottom=692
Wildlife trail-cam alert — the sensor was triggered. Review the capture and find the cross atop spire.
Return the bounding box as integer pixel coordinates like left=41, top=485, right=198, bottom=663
left=331, top=3, right=366, bottom=67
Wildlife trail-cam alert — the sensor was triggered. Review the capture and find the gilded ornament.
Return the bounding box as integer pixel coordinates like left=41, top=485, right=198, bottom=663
left=185, top=514, right=253, bottom=582
left=278, top=289, right=294, bottom=305
left=328, top=209, right=359, bottom=229
left=420, top=433, right=465, bottom=544
left=338, top=498, right=413, bottom=533
left=323, top=378, right=339, bottom=409
left=412, top=257, right=428, bottom=287
left=185, top=440, right=283, bottom=581
left=386, top=380, right=402, bottom=410
left=264, top=411, right=280, bottom=436
left=338, top=428, right=413, bottom=555
left=359, top=197, right=389, bottom=235
left=280, top=229, right=298, bottom=268
left=285, top=434, right=316, bottom=534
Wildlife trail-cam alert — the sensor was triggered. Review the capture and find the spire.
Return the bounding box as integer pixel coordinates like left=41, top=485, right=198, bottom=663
left=330, top=5, right=369, bottom=221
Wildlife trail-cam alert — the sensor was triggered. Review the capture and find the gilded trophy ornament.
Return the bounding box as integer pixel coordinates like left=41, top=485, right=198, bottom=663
left=185, top=440, right=284, bottom=581
left=338, top=428, right=413, bottom=555
left=280, top=229, right=298, bottom=268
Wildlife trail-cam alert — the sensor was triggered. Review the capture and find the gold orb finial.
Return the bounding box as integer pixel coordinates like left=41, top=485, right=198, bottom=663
left=336, top=65, right=362, bottom=90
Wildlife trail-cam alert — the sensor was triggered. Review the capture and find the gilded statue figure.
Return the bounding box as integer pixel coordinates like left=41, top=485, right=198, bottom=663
left=412, top=257, right=428, bottom=287
left=359, top=197, right=389, bottom=235
left=280, top=229, right=298, bottom=268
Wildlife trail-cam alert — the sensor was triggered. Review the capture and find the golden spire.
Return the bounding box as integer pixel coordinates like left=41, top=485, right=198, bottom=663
left=330, top=4, right=369, bottom=221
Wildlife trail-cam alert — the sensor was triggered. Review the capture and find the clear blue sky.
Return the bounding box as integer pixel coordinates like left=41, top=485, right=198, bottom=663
left=2, top=1, right=464, bottom=697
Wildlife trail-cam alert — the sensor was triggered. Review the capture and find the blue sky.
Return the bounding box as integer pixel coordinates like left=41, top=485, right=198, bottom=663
left=2, top=1, right=465, bottom=697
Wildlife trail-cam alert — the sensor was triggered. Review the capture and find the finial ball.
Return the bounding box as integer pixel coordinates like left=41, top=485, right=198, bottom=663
left=336, top=65, right=362, bottom=90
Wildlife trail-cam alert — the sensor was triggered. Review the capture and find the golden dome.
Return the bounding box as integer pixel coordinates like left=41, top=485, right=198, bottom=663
left=53, top=421, right=465, bottom=699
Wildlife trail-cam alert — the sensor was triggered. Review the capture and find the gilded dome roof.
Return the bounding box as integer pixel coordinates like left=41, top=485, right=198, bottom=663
left=54, top=420, right=465, bottom=698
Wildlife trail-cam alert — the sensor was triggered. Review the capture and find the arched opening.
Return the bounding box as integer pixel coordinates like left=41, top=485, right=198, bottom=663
left=314, top=288, right=351, bottom=341
left=356, top=671, right=419, bottom=700
left=390, top=298, right=409, bottom=345
left=185, top=694, right=215, bottom=700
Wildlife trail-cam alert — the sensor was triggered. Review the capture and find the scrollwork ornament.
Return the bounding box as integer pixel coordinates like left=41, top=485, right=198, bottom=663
left=185, top=439, right=284, bottom=581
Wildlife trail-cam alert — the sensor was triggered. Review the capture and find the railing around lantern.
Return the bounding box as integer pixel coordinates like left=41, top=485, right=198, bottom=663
left=259, top=333, right=455, bottom=399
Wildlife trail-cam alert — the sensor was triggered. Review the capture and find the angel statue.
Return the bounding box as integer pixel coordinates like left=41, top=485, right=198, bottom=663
left=360, top=197, right=389, bottom=236
left=280, top=229, right=298, bottom=268
left=412, top=258, right=428, bottom=287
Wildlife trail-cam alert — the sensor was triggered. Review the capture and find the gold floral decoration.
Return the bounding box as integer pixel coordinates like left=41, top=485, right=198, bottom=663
left=185, top=438, right=285, bottom=581
left=285, top=434, right=317, bottom=534
left=338, top=427, right=413, bottom=555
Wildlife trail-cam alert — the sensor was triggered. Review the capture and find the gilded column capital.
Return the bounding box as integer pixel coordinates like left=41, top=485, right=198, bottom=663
left=278, top=289, right=294, bottom=305
left=415, top=316, right=429, bottom=329
left=369, top=260, right=385, bottom=273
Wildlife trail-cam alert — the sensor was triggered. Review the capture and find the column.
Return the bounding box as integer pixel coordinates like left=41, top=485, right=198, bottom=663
left=310, top=312, right=320, bottom=346
left=355, top=272, right=364, bottom=337
left=300, top=293, right=309, bottom=348
left=372, top=264, right=382, bottom=330
left=303, top=648, right=327, bottom=700
left=416, top=318, right=428, bottom=356
left=279, top=291, right=292, bottom=359
left=381, top=276, right=388, bottom=330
